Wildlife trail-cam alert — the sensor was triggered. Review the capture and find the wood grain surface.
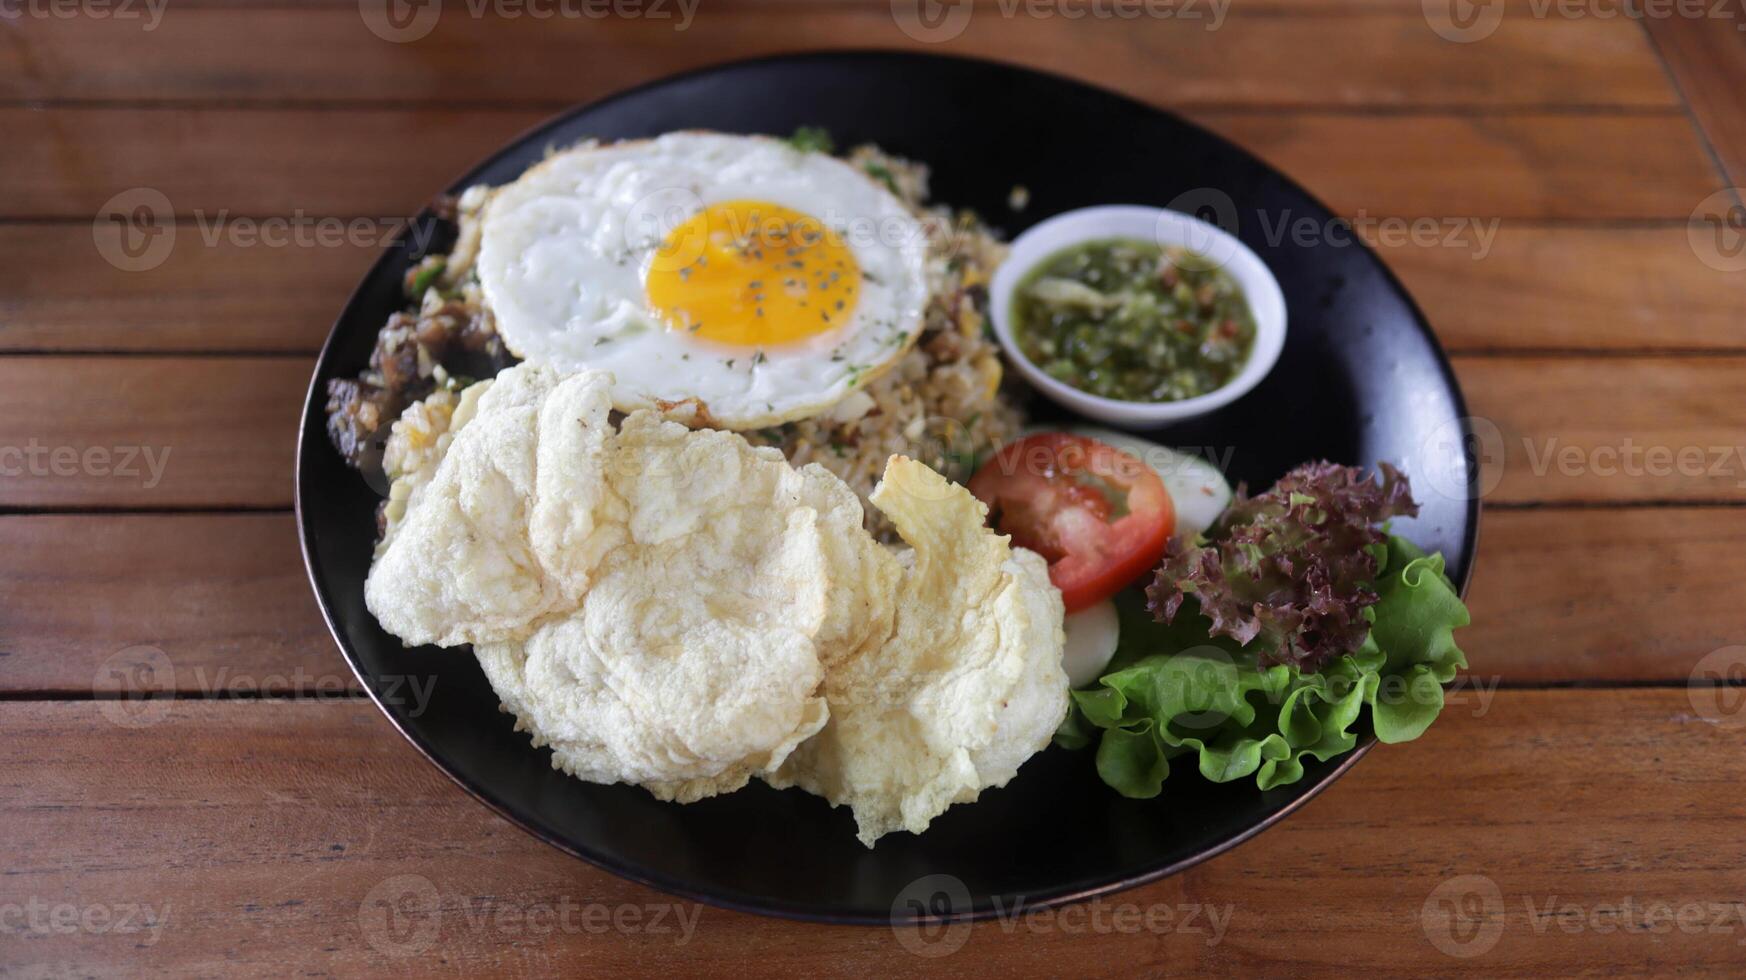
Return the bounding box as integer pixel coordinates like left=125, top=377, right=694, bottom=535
left=0, top=357, right=307, bottom=508
left=1644, top=10, right=1746, bottom=188
left=5, top=3, right=1745, bottom=976
left=5, top=108, right=1723, bottom=219
left=3, top=6, right=1674, bottom=109
left=5, top=506, right=1740, bottom=697
left=7, top=691, right=1746, bottom=976
left=6, top=355, right=1744, bottom=508
left=0, top=514, right=333, bottom=694
left=8, top=224, right=1744, bottom=354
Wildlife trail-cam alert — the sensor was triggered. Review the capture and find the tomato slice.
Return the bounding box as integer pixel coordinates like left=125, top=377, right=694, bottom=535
left=967, top=433, right=1175, bottom=613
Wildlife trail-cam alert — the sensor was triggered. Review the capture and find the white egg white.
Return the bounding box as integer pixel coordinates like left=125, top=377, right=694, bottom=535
left=476, top=132, right=932, bottom=429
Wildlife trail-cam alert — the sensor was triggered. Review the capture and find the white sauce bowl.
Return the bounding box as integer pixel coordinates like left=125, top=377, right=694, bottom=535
left=989, top=205, right=1287, bottom=427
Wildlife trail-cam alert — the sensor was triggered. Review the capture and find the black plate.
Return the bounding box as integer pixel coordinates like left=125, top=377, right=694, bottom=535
left=297, top=51, right=1479, bottom=924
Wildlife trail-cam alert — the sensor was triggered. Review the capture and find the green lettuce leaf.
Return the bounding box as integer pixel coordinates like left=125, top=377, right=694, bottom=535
left=1058, top=534, right=1468, bottom=798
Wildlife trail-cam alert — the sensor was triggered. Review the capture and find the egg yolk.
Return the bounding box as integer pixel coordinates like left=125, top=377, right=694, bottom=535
left=645, top=200, right=861, bottom=347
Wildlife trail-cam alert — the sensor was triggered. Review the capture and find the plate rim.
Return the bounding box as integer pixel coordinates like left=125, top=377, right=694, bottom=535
left=294, top=48, right=1482, bottom=926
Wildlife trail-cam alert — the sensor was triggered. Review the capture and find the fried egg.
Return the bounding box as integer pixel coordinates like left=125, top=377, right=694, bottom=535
left=477, top=132, right=932, bottom=429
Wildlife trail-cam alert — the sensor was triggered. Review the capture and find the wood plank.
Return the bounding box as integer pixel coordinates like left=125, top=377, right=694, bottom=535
left=1196, top=112, right=1724, bottom=221
left=1463, top=507, right=1746, bottom=683
left=0, top=108, right=546, bottom=219
left=0, top=355, right=1735, bottom=687
left=0, top=6, right=1674, bottom=109
left=0, top=507, right=1732, bottom=693
left=1643, top=9, right=1746, bottom=189
left=1455, top=356, right=1746, bottom=504
left=2, top=507, right=1733, bottom=692
left=0, top=357, right=307, bottom=508
left=14, top=222, right=1746, bottom=354
left=1376, top=225, right=1746, bottom=351
left=3, top=691, right=1744, bottom=975
left=0, top=498, right=1739, bottom=699
left=0, top=514, right=337, bottom=695
left=0, top=224, right=377, bottom=352
left=1, top=108, right=1721, bottom=220
left=2, top=354, right=1741, bottom=506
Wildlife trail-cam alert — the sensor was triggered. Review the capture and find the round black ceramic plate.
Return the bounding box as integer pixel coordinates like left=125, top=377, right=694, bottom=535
left=298, top=51, right=1479, bottom=924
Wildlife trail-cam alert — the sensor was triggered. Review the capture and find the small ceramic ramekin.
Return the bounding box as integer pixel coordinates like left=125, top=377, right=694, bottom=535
left=988, top=205, right=1287, bottom=427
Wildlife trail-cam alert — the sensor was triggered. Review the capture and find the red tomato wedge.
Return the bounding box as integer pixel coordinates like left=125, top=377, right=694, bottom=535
left=967, top=433, right=1175, bottom=613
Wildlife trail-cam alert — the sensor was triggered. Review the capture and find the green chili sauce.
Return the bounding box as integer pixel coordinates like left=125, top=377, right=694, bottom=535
left=1010, top=238, right=1256, bottom=402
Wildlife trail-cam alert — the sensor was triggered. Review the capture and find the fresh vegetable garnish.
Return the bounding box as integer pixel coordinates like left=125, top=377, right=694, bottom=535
left=784, top=126, right=835, bottom=154
left=1148, top=460, right=1417, bottom=672
left=1058, top=462, right=1470, bottom=798
left=968, top=432, right=1174, bottom=614
left=862, top=162, right=900, bottom=195
left=1050, top=425, right=1233, bottom=542
left=1061, top=597, right=1121, bottom=689
left=408, top=258, right=446, bottom=298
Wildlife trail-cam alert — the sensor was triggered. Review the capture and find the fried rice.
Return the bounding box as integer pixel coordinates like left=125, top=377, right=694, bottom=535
left=341, top=141, right=1027, bottom=542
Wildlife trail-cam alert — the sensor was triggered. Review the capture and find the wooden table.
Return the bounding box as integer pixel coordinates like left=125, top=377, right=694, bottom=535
left=5, top=3, right=1746, bottom=975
